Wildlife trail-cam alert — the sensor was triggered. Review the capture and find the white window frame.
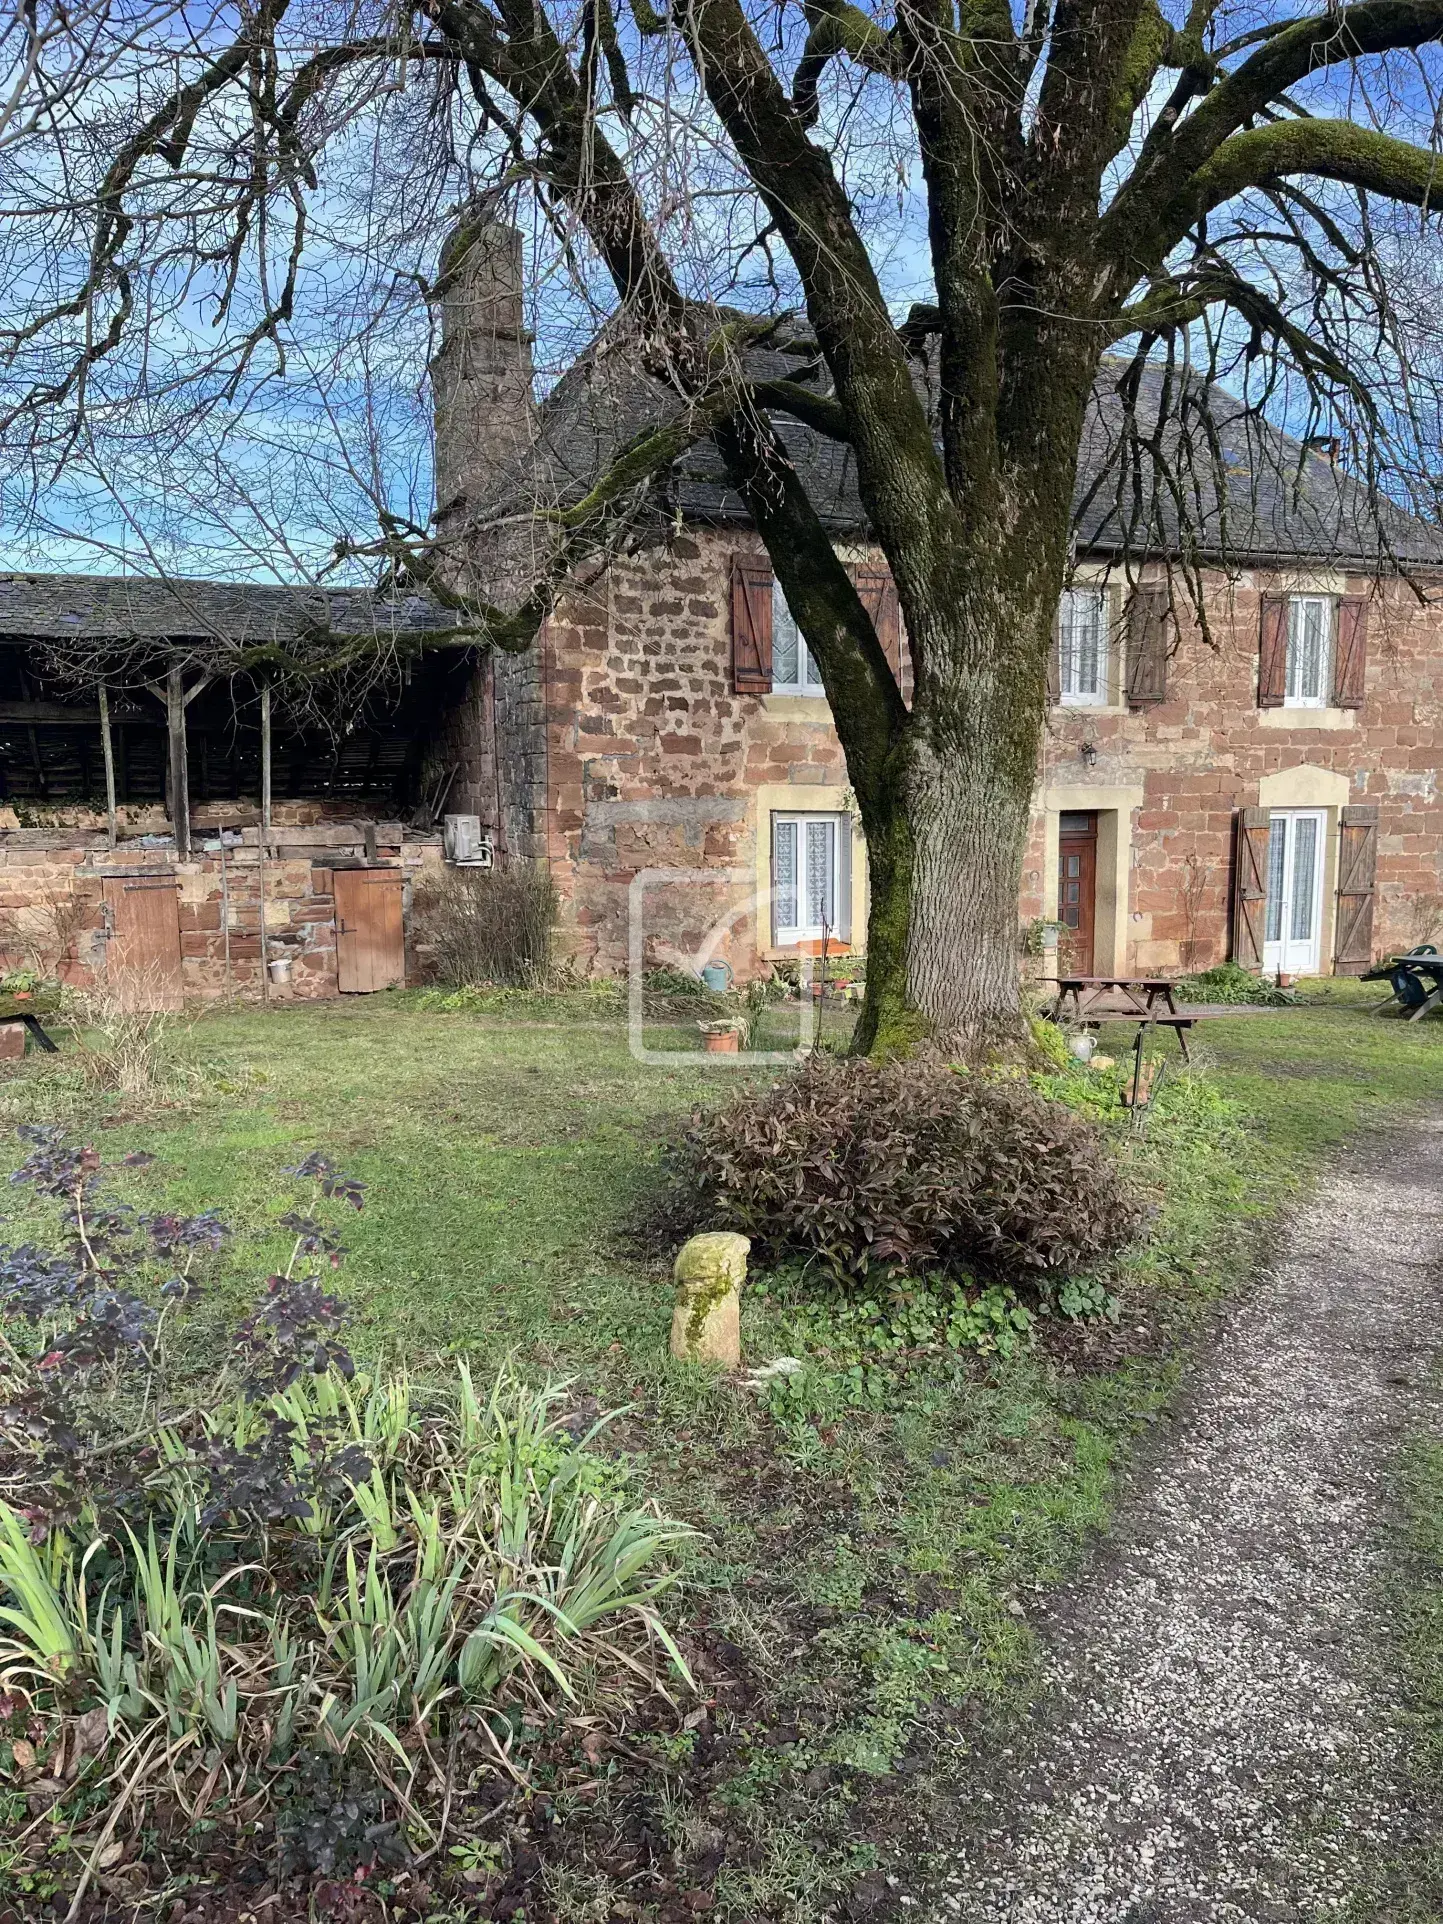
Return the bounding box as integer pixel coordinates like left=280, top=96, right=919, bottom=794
left=1284, top=595, right=1334, bottom=709
left=1058, top=587, right=1111, bottom=707
left=771, top=812, right=847, bottom=945
left=771, top=578, right=826, bottom=697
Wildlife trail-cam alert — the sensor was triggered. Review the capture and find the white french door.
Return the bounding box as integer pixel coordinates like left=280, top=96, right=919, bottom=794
left=1263, top=809, right=1326, bottom=976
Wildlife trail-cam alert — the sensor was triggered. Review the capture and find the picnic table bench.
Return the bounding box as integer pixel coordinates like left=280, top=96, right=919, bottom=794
left=0, top=990, right=60, bottom=1052
left=1362, top=947, right=1443, bottom=1022
left=1048, top=975, right=1195, bottom=1061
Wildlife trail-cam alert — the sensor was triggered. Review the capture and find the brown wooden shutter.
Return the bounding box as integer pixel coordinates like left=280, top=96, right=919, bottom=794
left=851, top=564, right=902, bottom=678
left=1333, top=802, right=1379, bottom=974
left=1126, top=587, right=1170, bottom=706
left=1231, top=807, right=1271, bottom=969
left=1258, top=595, right=1289, bottom=707
left=1046, top=603, right=1061, bottom=703
left=731, top=555, right=773, bottom=694
left=1332, top=597, right=1368, bottom=709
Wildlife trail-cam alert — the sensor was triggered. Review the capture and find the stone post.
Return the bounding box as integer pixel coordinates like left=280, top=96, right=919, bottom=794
left=669, top=1232, right=750, bottom=1369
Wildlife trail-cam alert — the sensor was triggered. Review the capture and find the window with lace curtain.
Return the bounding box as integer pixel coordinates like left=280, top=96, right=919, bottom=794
left=771, top=812, right=850, bottom=944
left=1058, top=587, right=1111, bottom=706
left=771, top=578, right=826, bottom=696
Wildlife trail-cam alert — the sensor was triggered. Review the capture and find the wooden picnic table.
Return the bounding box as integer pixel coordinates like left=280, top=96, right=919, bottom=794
left=1051, top=975, right=1185, bottom=1021
left=1049, top=975, right=1194, bottom=1061
left=0, top=990, right=60, bottom=1052
left=1361, top=948, right=1443, bottom=1023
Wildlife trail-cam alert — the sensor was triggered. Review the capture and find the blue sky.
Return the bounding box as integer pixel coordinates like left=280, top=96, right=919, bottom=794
left=1, top=0, right=1439, bottom=582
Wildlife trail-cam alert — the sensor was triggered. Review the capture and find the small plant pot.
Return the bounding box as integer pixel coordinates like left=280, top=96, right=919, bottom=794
left=698, top=1022, right=740, bottom=1053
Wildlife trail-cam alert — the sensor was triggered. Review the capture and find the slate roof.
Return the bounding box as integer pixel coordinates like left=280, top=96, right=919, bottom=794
left=513, top=332, right=1443, bottom=570
left=0, top=574, right=458, bottom=643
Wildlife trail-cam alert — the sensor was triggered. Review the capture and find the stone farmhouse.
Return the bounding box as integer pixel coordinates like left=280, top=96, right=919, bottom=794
left=438, top=222, right=1443, bottom=988
left=0, top=215, right=1440, bottom=1000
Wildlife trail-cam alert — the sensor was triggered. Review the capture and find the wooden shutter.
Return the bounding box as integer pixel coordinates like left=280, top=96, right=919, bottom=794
left=851, top=564, right=902, bottom=678
left=1333, top=803, right=1379, bottom=974
left=1231, top=808, right=1271, bottom=969
left=731, top=556, right=773, bottom=694
left=1332, top=597, right=1368, bottom=709
left=1126, top=587, right=1170, bottom=706
left=1258, top=595, right=1288, bottom=707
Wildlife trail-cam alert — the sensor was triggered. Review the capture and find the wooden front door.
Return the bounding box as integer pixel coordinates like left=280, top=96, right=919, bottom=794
left=1058, top=812, right=1098, bottom=977
left=101, top=875, right=184, bottom=1011
left=333, top=867, right=405, bottom=993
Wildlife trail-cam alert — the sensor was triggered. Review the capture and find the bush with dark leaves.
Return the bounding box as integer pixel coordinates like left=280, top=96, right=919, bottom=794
left=662, top=1053, right=1143, bottom=1291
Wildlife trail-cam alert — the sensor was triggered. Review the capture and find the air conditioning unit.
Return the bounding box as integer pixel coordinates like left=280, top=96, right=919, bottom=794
left=443, top=814, right=494, bottom=868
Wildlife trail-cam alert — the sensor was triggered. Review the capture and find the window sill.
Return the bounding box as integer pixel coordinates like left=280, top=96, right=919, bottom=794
left=764, top=940, right=855, bottom=958
left=761, top=694, right=833, bottom=718
left=1258, top=705, right=1357, bottom=731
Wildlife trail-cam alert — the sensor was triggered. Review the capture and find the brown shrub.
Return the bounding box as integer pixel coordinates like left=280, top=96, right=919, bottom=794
left=661, top=1053, right=1142, bottom=1290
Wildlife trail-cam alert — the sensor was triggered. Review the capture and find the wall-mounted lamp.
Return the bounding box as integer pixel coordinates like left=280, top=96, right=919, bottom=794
left=1079, top=739, right=1098, bottom=768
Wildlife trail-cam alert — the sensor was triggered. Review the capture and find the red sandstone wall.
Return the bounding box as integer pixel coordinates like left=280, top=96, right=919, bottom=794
left=542, top=531, right=857, bottom=980
left=0, top=812, right=441, bottom=1000
left=1028, top=570, right=1442, bottom=971
left=541, top=534, right=1443, bottom=980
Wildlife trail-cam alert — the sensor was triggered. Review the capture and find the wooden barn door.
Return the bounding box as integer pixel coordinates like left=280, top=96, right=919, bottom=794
left=333, top=868, right=405, bottom=993
left=101, top=875, right=184, bottom=1011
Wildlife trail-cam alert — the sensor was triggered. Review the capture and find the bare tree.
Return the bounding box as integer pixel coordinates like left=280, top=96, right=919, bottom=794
left=5, top=0, right=1443, bottom=1050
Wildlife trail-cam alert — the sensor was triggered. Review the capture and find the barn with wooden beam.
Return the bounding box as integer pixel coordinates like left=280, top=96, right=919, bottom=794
left=0, top=574, right=470, bottom=1003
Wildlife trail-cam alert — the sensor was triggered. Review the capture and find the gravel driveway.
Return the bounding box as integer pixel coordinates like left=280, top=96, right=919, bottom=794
left=938, top=1119, right=1443, bottom=1923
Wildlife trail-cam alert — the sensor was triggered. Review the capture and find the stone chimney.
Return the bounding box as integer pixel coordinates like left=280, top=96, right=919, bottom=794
left=429, top=210, right=536, bottom=581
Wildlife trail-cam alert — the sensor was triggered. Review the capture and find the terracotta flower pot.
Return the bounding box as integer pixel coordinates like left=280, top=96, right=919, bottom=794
left=701, top=1028, right=740, bottom=1053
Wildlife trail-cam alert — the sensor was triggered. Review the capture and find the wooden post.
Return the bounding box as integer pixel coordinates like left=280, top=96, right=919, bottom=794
left=258, top=684, right=272, bottom=1004
left=165, top=665, right=191, bottom=860
left=97, top=684, right=118, bottom=850
left=260, top=683, right=272, bottom=842
left=218, top=826, right=233, bottom=995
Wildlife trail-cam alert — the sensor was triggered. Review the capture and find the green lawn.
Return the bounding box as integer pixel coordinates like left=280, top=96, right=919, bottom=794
left=3, top=982, right=1442, bottom=1919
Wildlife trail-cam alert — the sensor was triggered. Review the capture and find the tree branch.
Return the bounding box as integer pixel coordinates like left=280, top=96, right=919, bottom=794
left=1104, top=0, right=1443, bottom=271
left=792, top=0, right=900, bottom=125
left=1188, top=117, right=1443, bottom=220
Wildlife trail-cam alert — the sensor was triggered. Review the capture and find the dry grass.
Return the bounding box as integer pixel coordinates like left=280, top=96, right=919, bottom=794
left=72, top=990, right=180, bottom=1098
left=410, top=863, right=558, bottom=989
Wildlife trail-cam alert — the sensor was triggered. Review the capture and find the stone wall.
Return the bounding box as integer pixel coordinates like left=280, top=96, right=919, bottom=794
left=542, top=530, right=856, bottom=980
left=534, top=529, right=1443, bottom=980
left=0, top=803, right=442, bottom=999
left=1022, top=567, right=1443, bottom=972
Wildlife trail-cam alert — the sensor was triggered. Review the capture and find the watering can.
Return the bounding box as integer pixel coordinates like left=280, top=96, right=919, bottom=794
left=700, top=960, right=734, bottom=994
